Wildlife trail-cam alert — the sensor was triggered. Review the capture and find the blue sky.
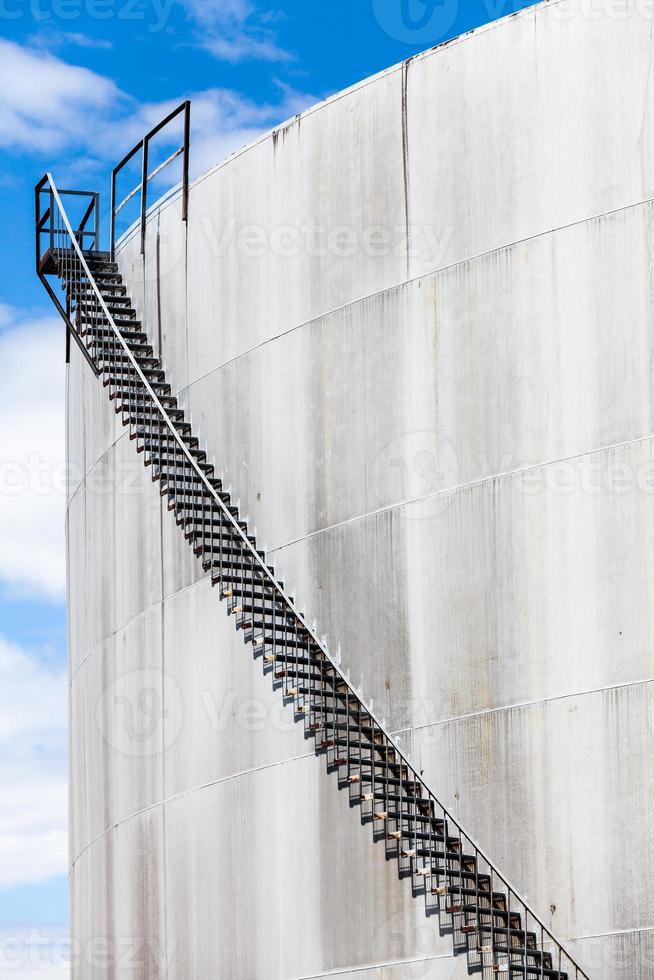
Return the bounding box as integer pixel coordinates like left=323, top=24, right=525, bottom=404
left=0, top=0, right=537, bottom=973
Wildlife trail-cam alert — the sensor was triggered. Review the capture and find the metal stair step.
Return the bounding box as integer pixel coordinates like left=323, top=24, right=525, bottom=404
left=72, top=282, right=128, bottom=298
left=81, top=324, right=148, bottom=342
left=500, top=967, right=567, bottom=979
left=80, top=313, right=140, bottom=329
left=110, top=381, right=173, bottom=401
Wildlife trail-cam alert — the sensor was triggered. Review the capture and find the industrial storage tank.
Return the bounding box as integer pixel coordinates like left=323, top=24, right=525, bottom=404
left=66, top=0, right=654, bottom=977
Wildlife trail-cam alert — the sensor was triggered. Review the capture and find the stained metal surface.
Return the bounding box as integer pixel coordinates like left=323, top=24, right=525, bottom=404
left=42, top=170, right=588, bottom=978
left=58, top=0, right=654, bottom=976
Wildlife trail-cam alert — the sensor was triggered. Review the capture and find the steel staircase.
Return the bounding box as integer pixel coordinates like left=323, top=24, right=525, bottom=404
left=36, top=172, right=591, bottom=980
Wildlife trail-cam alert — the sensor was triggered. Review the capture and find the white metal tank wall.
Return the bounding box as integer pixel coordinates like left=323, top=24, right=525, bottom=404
left=67, top=1, right=654, bottom=977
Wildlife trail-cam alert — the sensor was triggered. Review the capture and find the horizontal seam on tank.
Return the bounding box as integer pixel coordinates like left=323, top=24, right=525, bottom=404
left=69, top=679, right=652, bottom=869
left=569, top=924, right=654, bottom=942
left=68, top=576, right=212, bottom=687
left=267, top=430, right=654, bottom=555
left=295, top=950, right=452, bottom=978
left=184, top=192, right=654, bottom=390
left=390, top=677, right=654, bottom=739
left=65, top=429, right=130, bottom=516
left=69, top=597, right=163, bottom=687
left=69, top=750, right=319, bottom=871
left=66, top=382, right=192, bottom=499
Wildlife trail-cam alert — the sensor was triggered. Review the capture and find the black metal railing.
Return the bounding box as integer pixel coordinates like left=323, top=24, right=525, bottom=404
left=35, top=175, right=100, bottom=371
left=109, top=100, right=190, bottom=261
left=35, top=180, right=99, bottom=263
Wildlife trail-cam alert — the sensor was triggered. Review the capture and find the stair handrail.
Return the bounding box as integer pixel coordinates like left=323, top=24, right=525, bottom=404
left=45, top=171, right=591, bottom=980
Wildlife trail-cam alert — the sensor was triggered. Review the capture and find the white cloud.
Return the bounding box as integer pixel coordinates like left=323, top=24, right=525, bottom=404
left=0, top=313, right=66, bottom=601
left=0, top=39, right=316, bottom=178
left=0, top=303, right=14, bottom=329
left=27, top=29, right=114, bottom=51
left=204, top=33, right=290, bottom=63
left=93, top=81, right=318, bottom=181
left=0, top=636, right=68, bottom=891
left=179, top=0, right=293, bottom=63
left=0, top=823, right=67, bottom=893
left=185, top=82, right=317, bottom=176
left=0, top=39, right=121, bottom=154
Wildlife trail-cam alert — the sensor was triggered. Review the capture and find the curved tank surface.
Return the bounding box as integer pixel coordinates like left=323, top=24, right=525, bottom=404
left=67, top=0, right=654, bottom=976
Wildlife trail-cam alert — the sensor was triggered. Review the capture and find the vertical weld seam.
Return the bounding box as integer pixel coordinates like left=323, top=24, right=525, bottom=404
left=401, top=60, right=411, bottom=279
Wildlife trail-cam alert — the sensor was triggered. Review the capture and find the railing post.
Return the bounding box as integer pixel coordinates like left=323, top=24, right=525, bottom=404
left=140, top=138, right=148, bottom=257
left=110, top=169, right=117, bottom=262
left=34, top=180, right=42, bottom=274
left=49, top=187, right=54, bottom=257
left=94, top=193, right=100, bottom=252
left=182, top=100, right=191, bottom=222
